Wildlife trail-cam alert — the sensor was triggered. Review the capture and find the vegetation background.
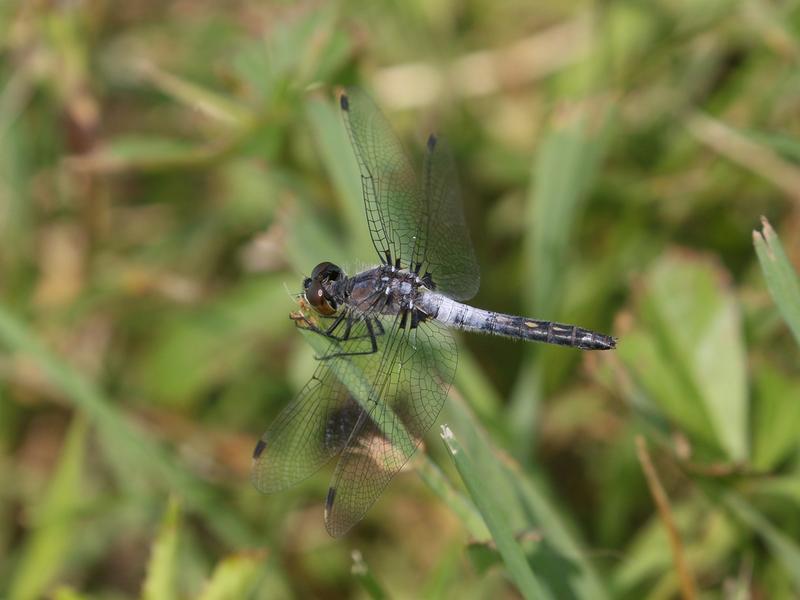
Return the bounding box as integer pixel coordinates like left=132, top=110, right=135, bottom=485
left=1, top=0, right=800, bottom=598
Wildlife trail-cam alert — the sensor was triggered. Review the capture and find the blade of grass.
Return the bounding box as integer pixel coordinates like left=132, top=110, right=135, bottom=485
left=66, top=132, right=247, bottom=174
left=0, top=303, right=258, bottom=546
left=416, top=456, right=489, bottom=541
left=444, top=391, right=608, bottom=599
left=723, top=492, right=800, bottom=593
left=753, top=216, right=800, bottom=346
left=687, top=112, right=800, bottom=206
left=304, top=96, right=375, bottom=263
left=351, top=550, right=387, bottom=600
left=142, top=497, right=181, bottom=600
left=441, top=425, right=551, bottom=600
left=135, top=61, right=255, bottom=127
left=198, top=551, right=269, bottom=600
left=509, top=102, right=613, bottom=457
left=8, top=416, right=87, bottom=600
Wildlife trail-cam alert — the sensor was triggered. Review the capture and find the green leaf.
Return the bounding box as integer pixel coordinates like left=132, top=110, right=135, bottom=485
left=8, top=417, right=88, bottom=600
left=751, top=365, right=800, bottom=470
left=441, top=425, right=550, bottom=600
left=142, top=497, right=181, bottom=600
left=198, top=551, right=268, bottom=600
left=618, top=251, right=749, bottom=460
left=753, top=216, right=800, bottom=346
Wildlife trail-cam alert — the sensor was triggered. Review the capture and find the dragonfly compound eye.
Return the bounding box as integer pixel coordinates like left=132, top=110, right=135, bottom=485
left=305, top=279, right=337, bottom=315
left=311, top=262, right=342, bottom=281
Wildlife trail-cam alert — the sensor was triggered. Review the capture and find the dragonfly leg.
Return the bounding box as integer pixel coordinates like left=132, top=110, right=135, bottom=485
left=317, top=318, right=379, bottom=361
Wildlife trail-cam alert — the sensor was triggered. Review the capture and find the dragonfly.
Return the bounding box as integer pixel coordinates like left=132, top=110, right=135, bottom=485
left=252, top=88, right=616, bottom=537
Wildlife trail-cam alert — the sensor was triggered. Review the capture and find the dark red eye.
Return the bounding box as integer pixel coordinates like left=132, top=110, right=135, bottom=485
left=306, top=280, right=336, bottom=315
left=311, top=262, right=342, bottom=281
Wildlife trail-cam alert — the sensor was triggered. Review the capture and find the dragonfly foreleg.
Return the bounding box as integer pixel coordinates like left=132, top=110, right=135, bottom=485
left=316, top=318, right=379, bottom=361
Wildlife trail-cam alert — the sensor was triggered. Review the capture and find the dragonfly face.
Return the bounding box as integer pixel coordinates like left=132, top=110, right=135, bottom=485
left=303, top=261, right=344, bottom=316
left=252, top=88, right=616, bottom=538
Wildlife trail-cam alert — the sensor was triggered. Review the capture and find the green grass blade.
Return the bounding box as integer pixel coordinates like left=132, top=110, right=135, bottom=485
left=304, top=96, right=375, bottom=263
left=137, top=62, right=255, bottom=127
left=753, top=216, right=800, bottom=346
left=509, top=104, right=614, bottom=452
left=142, top=497, right=181, bottom=600
left=416, top=457, right=489, bottom=541
left=0, top=303, right=258, bottom=547
left=8, top=417, right=87, bottom=600
left=198, top=551, right=268, bottom=600
left=441, top=425, right=551, bottom=600
left=442, top=393, right=608, bottom=599
left=351, top=550, right=388, bottom=600
left=724, top=492, right=800, bottom=593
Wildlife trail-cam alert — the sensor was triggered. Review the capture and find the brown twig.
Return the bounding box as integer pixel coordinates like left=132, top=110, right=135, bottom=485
left=635, top=436, right=697, bottom=600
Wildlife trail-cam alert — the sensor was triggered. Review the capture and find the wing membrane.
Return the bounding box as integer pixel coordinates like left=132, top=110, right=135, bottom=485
left=422, top=135, right=480, bottom=300
left=340, top=88, right=479, bottom=300
left=251, top=314, right=383, bottom=492
left=340, top=89, right=423, bottom=267
left=324, top=320, right=458, bottom=537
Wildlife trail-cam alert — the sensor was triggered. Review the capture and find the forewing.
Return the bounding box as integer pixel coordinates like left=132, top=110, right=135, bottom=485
left=340, top=88, right=425, bottom=267
left=324, top=320, right=458, bottom=537
left=422, top=135, right=480, bottom=300
left=340, top=88, right=479, bottom=300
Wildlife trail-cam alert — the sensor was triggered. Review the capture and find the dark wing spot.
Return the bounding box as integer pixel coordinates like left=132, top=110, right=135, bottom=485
left=340, top=94, right=349, bottom=111
left=325, top=487, right=336, bottom=515
left=427, top=133, right=437, bottom=150
left=252, top=439, right=266, bottom=459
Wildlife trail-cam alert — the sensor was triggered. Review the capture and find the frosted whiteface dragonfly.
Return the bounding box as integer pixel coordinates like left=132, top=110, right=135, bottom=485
left=252, top=88, right=616, bottom=537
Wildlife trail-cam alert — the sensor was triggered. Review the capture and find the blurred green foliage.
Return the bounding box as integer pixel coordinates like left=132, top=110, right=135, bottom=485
left=1, top=0, right=800, bottom=598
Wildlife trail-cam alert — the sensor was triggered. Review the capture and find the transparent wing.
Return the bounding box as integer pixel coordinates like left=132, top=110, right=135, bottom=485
left=339, top=88, right=479, bottom=300
left=340, top=88, right=423, bottom=268
left=324, top=320, right=458, bottom=537
left=251, top=313, right=385, bottom=493
left=421, top=135, right=480, bottom=300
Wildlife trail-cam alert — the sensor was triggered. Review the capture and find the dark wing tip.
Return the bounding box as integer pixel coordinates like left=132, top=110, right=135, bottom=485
left=252, top=439, right=267, bottom=459
left=340, top=93, right=350, bottom=111
left=427, top=133, right=438, bottom=150
left=324, top=487, right=336, bottom=520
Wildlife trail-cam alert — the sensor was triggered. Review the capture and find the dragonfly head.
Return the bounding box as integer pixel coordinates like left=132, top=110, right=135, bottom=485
left=303, top=262, right=344, bottom=316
